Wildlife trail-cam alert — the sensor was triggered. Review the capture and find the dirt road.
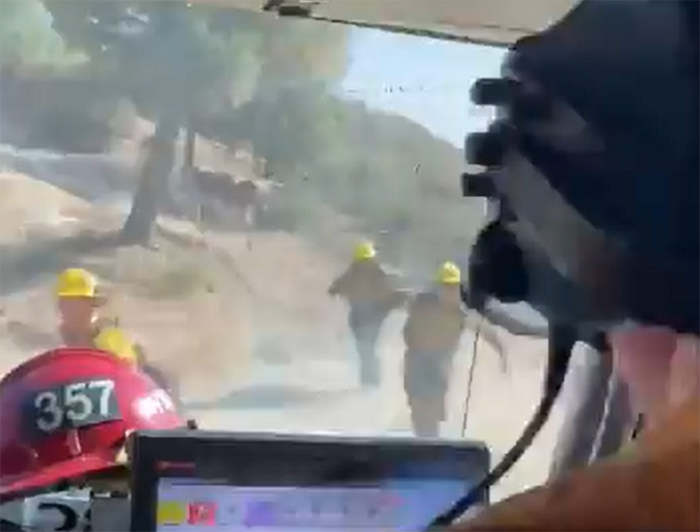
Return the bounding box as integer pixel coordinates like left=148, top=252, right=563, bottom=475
left=0, top=156, right=562, bottom=503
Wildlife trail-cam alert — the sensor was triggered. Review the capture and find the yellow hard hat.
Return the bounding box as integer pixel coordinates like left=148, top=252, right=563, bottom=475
left=354, top=240, right=376, bottom=261
left=437, top=261, right=461, bottom=285
left=55, top=268, right=97, bottom=298
left=93, top=327, right=138, bottom=365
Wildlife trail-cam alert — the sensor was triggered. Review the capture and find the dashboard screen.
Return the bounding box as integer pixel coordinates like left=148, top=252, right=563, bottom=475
left=155, top=476, right=470, bottom=531
left=129, top=431, right=489, bottom=532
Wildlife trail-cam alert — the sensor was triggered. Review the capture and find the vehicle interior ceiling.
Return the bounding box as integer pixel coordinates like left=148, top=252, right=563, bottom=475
left=194, top=0, right=581, bottom=46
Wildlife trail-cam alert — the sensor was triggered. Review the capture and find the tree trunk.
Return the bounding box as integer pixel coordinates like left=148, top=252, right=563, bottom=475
left=120, top=113, right=180, bottom=244
left=184, top=122, right=196, bottom=171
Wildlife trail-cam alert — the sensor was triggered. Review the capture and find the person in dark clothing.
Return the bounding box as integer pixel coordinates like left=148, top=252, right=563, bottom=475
left=329, top=241, right=404, bottom=388
left=549, top=333, right=636, bottom=478
left=347, top=305, right=385, bottom=386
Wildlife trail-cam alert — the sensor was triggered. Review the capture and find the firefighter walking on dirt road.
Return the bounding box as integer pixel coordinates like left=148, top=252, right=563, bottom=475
left=328, top=241, right=404, bottom=388
left=403, top=261, right=466, bottom=437
left=54, top=268, right=180, bottom=407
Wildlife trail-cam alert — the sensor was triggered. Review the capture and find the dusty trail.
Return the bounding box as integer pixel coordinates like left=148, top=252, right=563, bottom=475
left=0, top=147, right=562, bottom=502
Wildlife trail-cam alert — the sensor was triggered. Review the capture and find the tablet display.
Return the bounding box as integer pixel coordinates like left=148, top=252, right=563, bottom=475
left=155, top=475, right=470, bottom=531
left=129, top=431, right=489, bottom=532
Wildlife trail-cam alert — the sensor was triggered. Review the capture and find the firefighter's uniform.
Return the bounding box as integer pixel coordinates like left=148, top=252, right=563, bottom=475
left=94, top=327, right=180, bottom=409
left=403, top=262, right=465, bottom=437
left=55, top=268, right=179, bottom=406
left=329, top=241, right=401, bottom=387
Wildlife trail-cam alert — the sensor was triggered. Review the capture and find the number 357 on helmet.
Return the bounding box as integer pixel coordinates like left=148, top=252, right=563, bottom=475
left=0, top=347, right=185, bottom=502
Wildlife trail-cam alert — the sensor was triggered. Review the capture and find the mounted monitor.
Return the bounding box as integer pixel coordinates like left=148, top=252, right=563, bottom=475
left=129, top=430, right=490, bottom=531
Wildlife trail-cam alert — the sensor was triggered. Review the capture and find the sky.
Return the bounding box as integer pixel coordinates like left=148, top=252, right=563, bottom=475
left=338, top=29, right=506, bottom=148
left=336, top=30, right=548, bottom=326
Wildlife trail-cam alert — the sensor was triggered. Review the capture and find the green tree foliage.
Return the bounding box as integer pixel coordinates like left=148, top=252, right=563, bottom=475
left=43, top=1, right=349, bottom=243
left=3, top=1, right=482, bottom=271
left=44, top=2, right=348, bottom=121
left=197, top=87, right=481, bottom=275
left=0, top=0, right=81, bottom=68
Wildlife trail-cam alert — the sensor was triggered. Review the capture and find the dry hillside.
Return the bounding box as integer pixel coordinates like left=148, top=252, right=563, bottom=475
left=0, top=167, right=563, bottom=500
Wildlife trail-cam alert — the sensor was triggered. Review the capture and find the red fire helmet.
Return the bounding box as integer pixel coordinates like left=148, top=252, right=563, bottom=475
left=0, top=347, right=184, bottom=501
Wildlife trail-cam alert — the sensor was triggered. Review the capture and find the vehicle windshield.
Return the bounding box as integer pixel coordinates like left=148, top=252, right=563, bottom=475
left=0, top=0, right=557, bottom=501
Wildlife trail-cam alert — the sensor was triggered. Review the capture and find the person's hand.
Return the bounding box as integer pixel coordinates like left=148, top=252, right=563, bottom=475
left=609, top=327, right=700, bottom=428
left=668, top=334, right=700, bottom=409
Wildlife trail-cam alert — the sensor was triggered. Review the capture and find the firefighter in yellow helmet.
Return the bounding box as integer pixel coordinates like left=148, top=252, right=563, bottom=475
left=55, top=268, right=109, bottom=348
left=403, top=261, right=466, bottom=437
left=54, top=268, right=180, bottom=407
left=328, top=241, right=404, bottom=387
left=93, top=327, right=138, bottom=365
left=93, top=326, right=180, bottom=409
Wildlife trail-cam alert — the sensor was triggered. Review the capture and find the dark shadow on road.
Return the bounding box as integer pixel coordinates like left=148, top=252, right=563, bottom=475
left=0, top=223, right=255, bottom=300
left=0, top=230, right=124, bottom=296
left=0, top=143, right=130, bottom=202
left=184, top=384, right=358, bottom=411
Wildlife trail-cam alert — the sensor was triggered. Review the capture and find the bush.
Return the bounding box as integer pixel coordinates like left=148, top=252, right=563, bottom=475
left=143, top=261, right=213, bottom=299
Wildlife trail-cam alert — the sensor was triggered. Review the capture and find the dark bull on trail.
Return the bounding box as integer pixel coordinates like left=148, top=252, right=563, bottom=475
left=187, top=166, right=284, bottom=228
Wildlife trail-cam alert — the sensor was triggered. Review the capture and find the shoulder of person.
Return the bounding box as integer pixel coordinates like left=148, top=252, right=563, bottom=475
left=416, top=290, right=439, bottom=303
left=408, top=290, right=438, bottom=310
left=132, top=342, right=150, bottom=365
left=132, top=341, right=146, bottom=355
left=333, top=263, right=356, bottom=283
left=94, top=316, right=120, bottom=331
left=94, top=321, right=145, bottom=357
